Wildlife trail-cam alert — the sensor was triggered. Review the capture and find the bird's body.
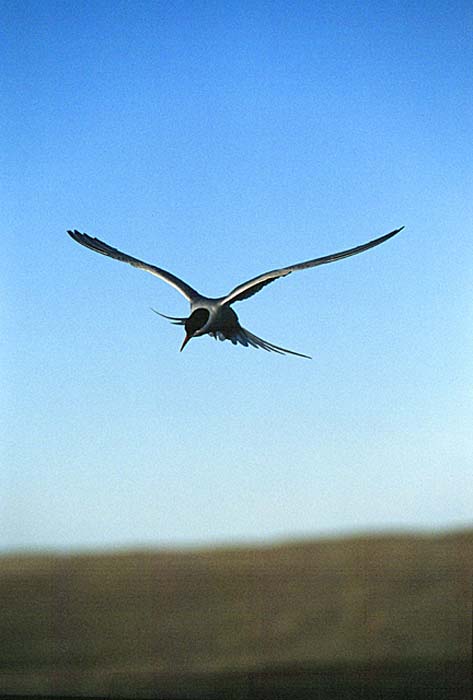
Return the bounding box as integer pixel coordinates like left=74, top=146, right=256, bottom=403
left=67, top=226, right=404, bottom=358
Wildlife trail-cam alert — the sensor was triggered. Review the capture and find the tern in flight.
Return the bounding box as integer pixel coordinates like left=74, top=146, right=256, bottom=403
left=67, top=226, right=403, bottom=359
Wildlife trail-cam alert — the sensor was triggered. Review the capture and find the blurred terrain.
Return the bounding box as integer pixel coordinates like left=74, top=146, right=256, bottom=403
left=0, top=529, right=471, bottom=699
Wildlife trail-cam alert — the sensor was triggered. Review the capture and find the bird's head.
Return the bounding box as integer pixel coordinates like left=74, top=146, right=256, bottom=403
left=180, top=308, right=210, bottom=351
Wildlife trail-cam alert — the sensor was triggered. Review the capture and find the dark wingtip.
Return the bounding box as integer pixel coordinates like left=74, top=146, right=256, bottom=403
left=67, top=229, right=85, bottom=242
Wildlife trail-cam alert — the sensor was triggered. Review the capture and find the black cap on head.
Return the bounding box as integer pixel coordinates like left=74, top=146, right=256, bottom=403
left=180, top=308, right=210, bottom=351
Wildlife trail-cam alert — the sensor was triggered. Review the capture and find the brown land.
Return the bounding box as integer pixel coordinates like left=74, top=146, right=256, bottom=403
left=0, top=528, right=471, bottom=698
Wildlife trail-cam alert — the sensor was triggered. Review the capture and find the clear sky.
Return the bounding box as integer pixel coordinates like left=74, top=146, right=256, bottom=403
left=2, top=1, right=472, bottom=551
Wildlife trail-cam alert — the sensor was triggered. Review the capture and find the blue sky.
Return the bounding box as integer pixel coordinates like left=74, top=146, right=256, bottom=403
left=2, top=1, right=472, bottom=551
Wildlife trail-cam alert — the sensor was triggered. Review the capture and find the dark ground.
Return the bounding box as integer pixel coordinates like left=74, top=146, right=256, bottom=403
left=1, top=529, right=471, bottom=698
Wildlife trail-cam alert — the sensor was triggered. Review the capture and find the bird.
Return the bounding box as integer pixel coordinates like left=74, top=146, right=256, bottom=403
left=67, top=226, right=404, bottom=359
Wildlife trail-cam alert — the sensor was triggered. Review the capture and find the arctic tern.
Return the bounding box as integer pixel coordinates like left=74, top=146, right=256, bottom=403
left=67, top=226, right=403, bottom=359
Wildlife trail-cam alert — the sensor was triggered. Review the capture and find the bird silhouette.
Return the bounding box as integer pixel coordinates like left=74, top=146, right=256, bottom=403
left=67, top=226, right=403, bottom=359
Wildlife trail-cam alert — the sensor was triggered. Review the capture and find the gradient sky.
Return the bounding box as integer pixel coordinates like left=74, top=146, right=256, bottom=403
left=2, top=1, right=472, bottom=551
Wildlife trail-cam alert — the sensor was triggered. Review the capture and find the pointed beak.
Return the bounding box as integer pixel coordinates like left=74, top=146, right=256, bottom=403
left=180, top=333, right=192, bottom=352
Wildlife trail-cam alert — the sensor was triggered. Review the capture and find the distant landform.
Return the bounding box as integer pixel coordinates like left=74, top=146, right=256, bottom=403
left=1, top=528, right=471, bottom=699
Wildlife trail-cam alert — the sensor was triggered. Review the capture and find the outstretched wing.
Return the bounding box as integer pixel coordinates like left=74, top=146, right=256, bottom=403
left=221, top=227, right=404, bottom=306
left=212, top=326, right=311, bottom=359
left=67, top=230, right=200, bottom=302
